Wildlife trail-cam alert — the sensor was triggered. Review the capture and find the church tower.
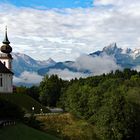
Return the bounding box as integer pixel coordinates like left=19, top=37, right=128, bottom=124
left=0, top=27, right=13, bottom=93
left=0, top=26, right=13, bottom=70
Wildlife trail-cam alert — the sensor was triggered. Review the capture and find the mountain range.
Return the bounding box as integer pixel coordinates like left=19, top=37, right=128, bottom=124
left=90, top=43, right=140, bottom=68
left=12, top=53, right=56, bottom=76
left=12, top=43, right=140, bottom=84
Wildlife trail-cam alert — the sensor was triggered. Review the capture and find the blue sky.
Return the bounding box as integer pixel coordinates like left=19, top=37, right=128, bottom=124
left=0, top=0, right=93, bottom=8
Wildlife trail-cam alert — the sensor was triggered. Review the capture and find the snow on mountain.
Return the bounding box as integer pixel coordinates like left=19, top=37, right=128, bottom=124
left=90, top=43, right=140, bottom=68
left=13, top=53, right=39, bottom=67
left=37, top=58, right=56, bottom=66
left=100, top=43, right=140, bottom=59
left=102, top=43, right=122, bottom=55
left=131, top=49, right=140, bottom=59
left=122, top=48, right=132, bottom=54
left=12, top=52, right=56, bottom=76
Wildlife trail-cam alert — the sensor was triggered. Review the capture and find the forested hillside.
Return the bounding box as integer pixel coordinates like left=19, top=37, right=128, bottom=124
left=16, top=69, right=140, bottom=139
left=59, top=69, right=140, bottom=139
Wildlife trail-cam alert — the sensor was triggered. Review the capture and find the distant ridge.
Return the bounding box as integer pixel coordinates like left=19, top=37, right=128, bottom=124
left=12, top=52, right=56, bottom=76
left=12, top=43, right=140, bottom=85
left=90, top=43, right=140, bottom=68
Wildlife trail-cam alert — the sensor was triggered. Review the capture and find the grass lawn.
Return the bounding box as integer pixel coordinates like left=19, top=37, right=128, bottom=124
left=0, top=93, right=49, bottom=113
left=0, top=123, right=60, bottom=140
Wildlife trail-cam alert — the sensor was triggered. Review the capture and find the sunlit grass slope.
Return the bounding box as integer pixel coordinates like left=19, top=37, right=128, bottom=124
left=37, top=113, right=97, bottom=140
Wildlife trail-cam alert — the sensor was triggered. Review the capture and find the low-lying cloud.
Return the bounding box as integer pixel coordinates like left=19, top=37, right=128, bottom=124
left=48, top=68, right=88, bottom=80
left=13, top=71, right=43, bottom=84
left=73, top=54, right=121, bottom=75
left=48, top=54, right=121, bottom=80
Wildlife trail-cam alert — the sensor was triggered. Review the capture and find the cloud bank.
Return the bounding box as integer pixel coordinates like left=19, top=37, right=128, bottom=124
left=13, top=71, right=43, bottom=84
left=48, top=69, right=88, bottom=80
left=74, top=54, right=121, bottom=75
left=48, top=54, right=121, bottom=80
left=0, top=1, right=140, bottom=61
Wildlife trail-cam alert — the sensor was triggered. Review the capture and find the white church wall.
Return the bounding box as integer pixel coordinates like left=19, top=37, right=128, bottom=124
left=0, top=73, right=13, bottom=93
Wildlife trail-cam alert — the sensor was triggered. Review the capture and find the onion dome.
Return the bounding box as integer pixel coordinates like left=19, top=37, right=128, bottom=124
left=1, top=44, right=12, bottom=53
left=1, top=26, right=12, bottom=54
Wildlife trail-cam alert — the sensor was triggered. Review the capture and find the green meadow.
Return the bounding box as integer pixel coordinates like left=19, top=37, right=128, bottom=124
left=0, top=123, right=60, bottom=140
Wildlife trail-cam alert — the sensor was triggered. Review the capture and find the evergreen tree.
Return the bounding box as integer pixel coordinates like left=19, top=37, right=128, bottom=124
left=39, top=75, right=63, bottom=107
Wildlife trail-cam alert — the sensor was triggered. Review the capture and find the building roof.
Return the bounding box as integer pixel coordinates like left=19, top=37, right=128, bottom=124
left=0, top=61, right=13, bottom=74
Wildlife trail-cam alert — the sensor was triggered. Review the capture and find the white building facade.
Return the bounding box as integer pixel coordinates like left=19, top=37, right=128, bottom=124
left=0, top=27, right=13, bottom=93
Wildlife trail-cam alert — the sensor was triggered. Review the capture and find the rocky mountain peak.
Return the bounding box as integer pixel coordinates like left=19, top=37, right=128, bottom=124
left=102, top=43, right=122, bottom=55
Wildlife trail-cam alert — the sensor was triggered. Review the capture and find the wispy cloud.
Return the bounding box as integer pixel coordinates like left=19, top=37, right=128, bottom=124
left=0, top=1, right=140, bottom=61
left=94, top=0, right=120, bottom=6
left=94, top=0, right=139, bottom=6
